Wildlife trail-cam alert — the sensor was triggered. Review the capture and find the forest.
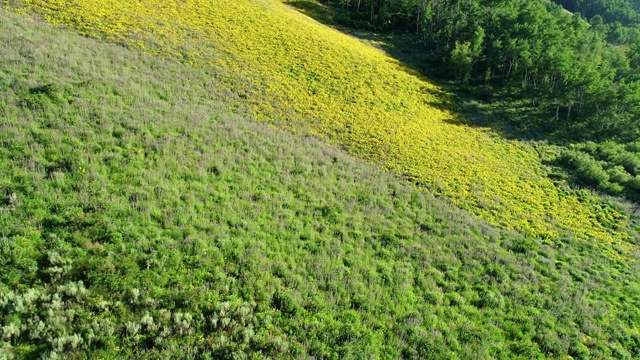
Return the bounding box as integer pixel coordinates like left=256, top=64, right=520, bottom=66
left=323, top=0, right=640, bottom=137
left=318, top=0, right=640, bottom=198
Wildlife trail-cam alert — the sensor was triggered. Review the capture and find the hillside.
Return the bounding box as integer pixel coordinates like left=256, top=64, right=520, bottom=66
left=0, top=2, right=639, bottom=360
left=8, top=0, right=639, bottom=254
left=312, top=0, right=640, bottom=202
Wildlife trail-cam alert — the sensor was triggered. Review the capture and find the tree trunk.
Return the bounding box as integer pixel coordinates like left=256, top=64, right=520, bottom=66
left=506, top=59, right=514, bottom=79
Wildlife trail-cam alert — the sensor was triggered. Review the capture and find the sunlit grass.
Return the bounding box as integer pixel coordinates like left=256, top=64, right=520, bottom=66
left=7, top=0, right=636, bottom=257
left=1, top=7, right=639, bottom=359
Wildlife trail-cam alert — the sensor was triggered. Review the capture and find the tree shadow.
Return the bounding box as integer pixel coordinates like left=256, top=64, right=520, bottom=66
left=284, top=0, right=609, bottom=145
left=286, top=2, right=479, bottom=128
left=285, top=1, right=640, bottom=205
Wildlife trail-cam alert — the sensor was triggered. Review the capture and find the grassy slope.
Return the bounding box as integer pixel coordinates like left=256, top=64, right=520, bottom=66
left=8, top=0, right=638, bottom=257
left=1, top=7, right=639, bottom=360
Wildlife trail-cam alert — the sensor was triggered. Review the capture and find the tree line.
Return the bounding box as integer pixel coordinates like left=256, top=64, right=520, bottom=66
left=323, top=0, right=640, bottom=141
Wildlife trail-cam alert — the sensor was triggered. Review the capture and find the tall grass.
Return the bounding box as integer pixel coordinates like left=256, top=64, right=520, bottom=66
left=5, top=0, right=637, bottom=257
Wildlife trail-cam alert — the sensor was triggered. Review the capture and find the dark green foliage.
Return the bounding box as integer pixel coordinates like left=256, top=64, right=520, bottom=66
left=0, top=8, right=639, bottom=360
left=607, top=165, right=633, bottom=184
left=310, top=0, right=640, bottom=142
left=558, top=142, right=640, bottom=200
left=554, top=0, right=640, bottom=26
left=560, top=150, right=611, bottom=187
left=617, top=152, right=640, bottom=176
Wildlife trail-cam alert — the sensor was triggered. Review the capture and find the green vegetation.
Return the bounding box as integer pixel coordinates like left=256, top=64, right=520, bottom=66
left=309, top=0, right=640, bottom=205
left=318, top=0, right=640, bottom=141
left=9, top=0, right=638, bottom=256
left=556, top=141, right=640, bottom=199
left=1, top=3, right=639, bottom=360
left=555, top=0, right=640, bottom=27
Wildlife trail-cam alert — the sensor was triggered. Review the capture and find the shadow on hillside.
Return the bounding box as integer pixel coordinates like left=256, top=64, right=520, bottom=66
left=284, top=1, right=453, bottom=111
left=285, top=1, right=442, bottom=78
left=284, top=0, right=599, bottom=146
left=284, top=1, right=640, bottom=206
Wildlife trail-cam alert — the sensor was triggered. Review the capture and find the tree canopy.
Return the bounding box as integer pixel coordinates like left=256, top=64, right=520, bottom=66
left=324, top=0, right=640, bottom=141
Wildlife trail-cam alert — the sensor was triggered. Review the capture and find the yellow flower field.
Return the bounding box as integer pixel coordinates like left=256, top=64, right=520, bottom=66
left=7, top=0, right=636, bottom=256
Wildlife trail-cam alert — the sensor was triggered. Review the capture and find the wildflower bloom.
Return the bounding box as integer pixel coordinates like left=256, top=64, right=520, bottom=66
left=12, top=0, right=633, bottom=258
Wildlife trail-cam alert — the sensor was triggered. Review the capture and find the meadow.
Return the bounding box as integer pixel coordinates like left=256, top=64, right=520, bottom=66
left=0, top=1, right=639, bottom=359
left=5, top=0, right=638, bottom=257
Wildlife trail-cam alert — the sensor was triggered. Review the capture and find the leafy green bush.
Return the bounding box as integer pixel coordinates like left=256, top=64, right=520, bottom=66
left=607, top=165, right=633, bottom=184
left=560, top=143, right=640, bottom=199
left=617, top=152, right=640, bottom=176
left=559, top=150, right=610, bottom=188
left=626, top=175, right=640, bottom=191
left=624, top=141, right=640, bottom=153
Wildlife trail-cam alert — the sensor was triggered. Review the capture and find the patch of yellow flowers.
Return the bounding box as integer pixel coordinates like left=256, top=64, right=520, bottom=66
left=9, top=0, right=636, bottom=257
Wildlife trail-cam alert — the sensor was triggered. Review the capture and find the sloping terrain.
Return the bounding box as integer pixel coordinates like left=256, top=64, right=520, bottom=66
left=7, top=0, right=638, bottom=255
left=0, top=2, right=639, bottom=360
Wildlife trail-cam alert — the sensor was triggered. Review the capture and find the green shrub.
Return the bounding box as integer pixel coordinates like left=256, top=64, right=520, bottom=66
left=594, top=141, right=624, bottom=162
left=577, top=141, right=599, bottom=156
left=625, top=141, right=640, bottom=153
left=560, top=150, right=610, bottom=189
left=601, top=181, right=625, bottom=195
left=626, top=175, right=640, bottom=191
left=607, top=165, right=633, bottom=184
left=561, top=142, right=640, bottom=199
left=617, top=152, right=640, bottom=176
